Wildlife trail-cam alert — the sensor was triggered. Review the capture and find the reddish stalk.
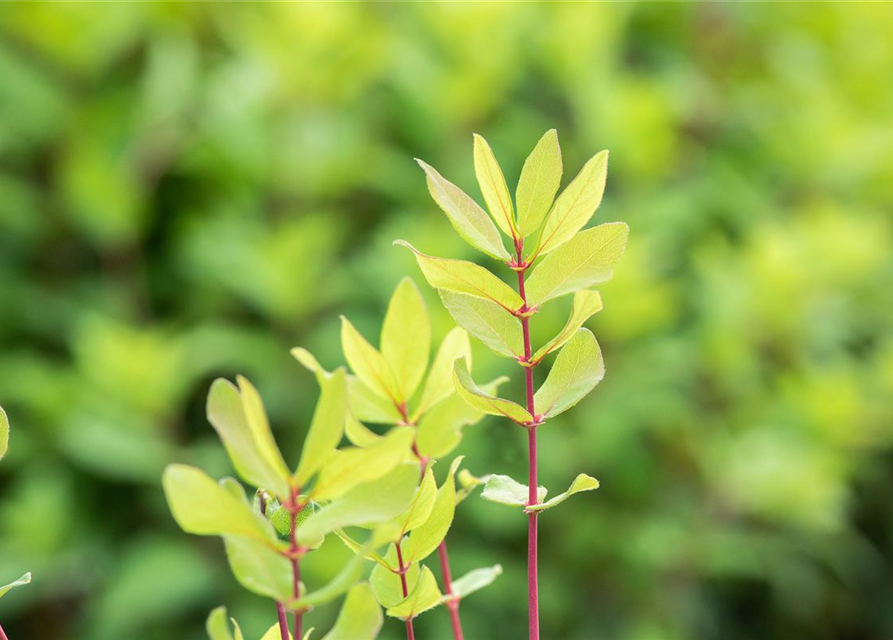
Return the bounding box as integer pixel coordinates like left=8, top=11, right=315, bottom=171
left=0, top=621, right=8, bottom=640
left=259, top=494, right=292, bottom=640
left=439, top=541, right=464, bottom=640
left=396, top=541, right=415, bottom=640
left=288, top=491, right=305, bottom=640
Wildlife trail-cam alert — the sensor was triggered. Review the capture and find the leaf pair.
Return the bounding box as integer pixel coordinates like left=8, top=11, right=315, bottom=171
left=481, top=473, right=599, bottom=513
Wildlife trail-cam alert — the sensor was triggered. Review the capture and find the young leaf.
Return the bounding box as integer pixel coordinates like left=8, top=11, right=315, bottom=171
left=453, top=358, right=533, bottom=424
left=297, top=463, right=419, bottom=545
left=223, top=535, right=293, bottom=601
left=526, top=473, right=599, bottom=512
left=297, top=553, right=366, bottom=608
left=344, top=412, right=381, bottom=447
left=395, top=466, right=438, bottom=535
left=162, top=464, right=276, bottom=543
left=386, top=566, right=443, bottom=620
left=370, top=547, right=420, bottom=608
left=416, top=379, right=507, bottom=459
left=531, top=289, right=603, bottom=364
left=534, top=149, right=609, bottom=256
left=534, top=328, right=604, bottom=418
left=405, top=457, right=462, bottom=563
left=260, top=625, right=292, bottom=640
left=473, top=134, right=516, bottom=239
left=516, top=130, right=562, bottom=237
left=311, top=428, right=414, bottom=500
left=416, top=159, right=511, bottom=261
left=414, top=327, right=472, bottom=418
left=236, top=376, right=291, bottom=485
left=341, top=317, right=401, bottom=404
left=480, top=474, right=547, bottom=507
left=207, top=379, right=291, bottom=499
left=294, top=368, right=347, bottom=485
left=206, top=606, right=234, bottom=640
left=381, top=278, right=431, bottom=402
left=395, top=241, right=524, bottom=313
left=0, top=572, right=31, bottom=600
left=448, top=564, right=503, bottom=601
left=525, top=222, right=629, bottom=308
left=0, top=405, right=8, bottom=461
left=321, top=583, right=383, bottom=640
left=439, top=291, right=523, bottom=360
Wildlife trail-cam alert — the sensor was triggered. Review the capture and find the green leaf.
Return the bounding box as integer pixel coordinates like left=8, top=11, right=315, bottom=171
left=448, top=564, right=503, bottom=601
left=297, top=553, right=365, bottom=608
left=162, top=464, right=276, bottom=543
left=526, top=474, right=599, bottom=512
left=406, top=457, right=462, bottom=563
left=414, top=327, right=472, bottom=418
left=260, top=625, right=292, bottom=640
left=294, top=368, right=347, bottom=485
left=206, top=378, right=291, bottom=499
left=206, top=606, right=234, bottom=640
left=457, top=469, right=487, bottom=504
left=321, top=583, right=383, bottom=640
left=395, top=241, right=523, bottom=313
left=473, top=134, right=516, bottom=239
left=341, top=316, right=401, bottom=404
left=334, top=526, right=396, bottom=570
left=480, top=474, right=546, bottom=507
left=0, top=572, right=31, bottom=600
left=534, top=329, right=604, bottom=418
left=297, top=463, right=419, bottom=545
left=223, top=535, right=293, bottom=602
left=311, top=428, right=414, bottom=500
left=516, top=129, right=562, bottom=237
left=0, top=405, right=8, bottom=462
left=525, top=222, right=629, bottom=308
left=453, top=358, right=532, bottom=424
left=416, top=159, right=511, bottom=261
left=439, top=291, right=523, bottom=360
left=395, top=466, right=438, bottom=535
left=534, top=149, right=609, bottom=256
left=386, top=566, right=443, bottom=620
left=381, top=278, right=431, bottom=402
left=236, top=376, right=291, bottom=486
left=532, top=289, right=603, bottom=364
left=344, top=412, right=382, bottom=447
left=370, top=546, right=420, bottom=608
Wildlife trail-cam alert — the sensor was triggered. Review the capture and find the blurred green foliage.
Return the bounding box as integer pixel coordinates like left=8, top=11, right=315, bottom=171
left=1, top=3, right=893, bottom=639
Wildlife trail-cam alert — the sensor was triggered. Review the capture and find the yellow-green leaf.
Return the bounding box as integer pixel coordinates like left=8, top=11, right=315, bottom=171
left=531, top=289, right=603, bottom=364
left=526, top=473, right=599, bottom=512
left=370, top=546, right=420, bottom=608
left=473, top=134, right=516, bottom=239
left=295, top=368, right=347, bottom=485
left=223, top=535, right=293, bottom=601
left=341, top=317, right=401, bottom=405
left=0, top=572, right=30, bottom=600
left=439, top=291, right=523, bottom=359
left=525, top=222, right=629, bottom=308
left=480, top=474, right=547, bottom=507
left=386, top=566, right=442, bottom=620
left=516, top=129, right=562, bottom=237
left=206, top=606, right=234, bottom=640
left=381, top=278, right=431, bottom=402
left=534, top=329, right=604, bottom=418
left=406, top=457, right=462, bottom=563
left=395, top=466, right=437, bottom=535
left=321, top=583, right=383, bottom=640
left=0, top=405, right=9, bottom=462
left=260, top=624, right=292, bottom=640
left=414, top=327, right=472, bottom=418
left=297, top=553, right=366, bottom=609
left=344, top=412, right=381, bottom=447
left=453, top=358, right=532, bottom=424
left=236, top=376, right=291, bottom=483
left=448, top=564, right=503, bottom=601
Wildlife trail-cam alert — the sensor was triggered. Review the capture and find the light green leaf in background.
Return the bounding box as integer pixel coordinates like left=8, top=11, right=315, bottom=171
left=341, top=317, right=401, bottom=405
left=516, top=129, right=563, bottom=238
left=223, top=535, right=293, bottom=602
left=481, top=474, right=547, bottom=507
left=381, top=278, right=431, bottom=402
left=218, top=477, right=249, bottom=504
left=206, top=606, right=234, bottom=640
left=0, top=572, right=31, bottom=600
left=207, top=378, right=292, bottom=499
left=473, top=134, right=517, bottom=239
left=162, top=464, right=276, bottom=543
left=414, top=327, right=472, bottom=418
left=291, top=347, right=332, bottom=383
left=395, top=241, right=524, bottom=312
left=297, top=553, right=365, bottom=609
left=448, top=564, right=503, bottom=601
left=311, top=428, right=414, bottom=500
left=453, top=358, right=532, bottom=424
left=344, top=412, right=381, bottom=447
left=527, top=473, right=599, bottom=512
left=321, top=583, right=383, bottom=640
left=0, top=405, right=8, bottom=462
left=439, top=291, right=523, bottom=360
left=370, top=546, right=420, bottom=608
left=235, top=376, right=291, bottom=484
left=386, top=566, right=442, bottom=620
left=534, top=329, right=604, bottom=418
left=457, top=469, right=488, bottom=504
left=534, top=149, right=609, bottom=256
left=525, top=222, right=629, bottom=308
left=406, top=457, right=462, bottom=563
left=416, top=159, right=511, bottom=261
left=294, top=368, right=347, bottom=485
left=532, top=289, right=603, bottom=364
left=297, top=463, right=419, bottom=545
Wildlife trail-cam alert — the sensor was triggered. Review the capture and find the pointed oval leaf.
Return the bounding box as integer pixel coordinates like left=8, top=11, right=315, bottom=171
left=534, top=328, right=604, bottom=418
left=396, top=466, right=438, bottom=535
left=344, top=412, right=382, bottom=447
left=0, top=405, right=8, bottom=462
left=297, top=553, right=365, bottom=609
left=439, top=291, right=523, bottom=360
left=321, top=583, right=383, bottom=640
left=453, top=359, right=532, bottom=424
left=516, top=130, right=562, bottom=237
left=235, top=376, right=291, bottom=485
left=416, top=159, right=511, bottom=261
left=535, top=150, right=609, bottom=256
left=381, top=278, right=431, bottom=402
left=0, top=572, right=31, bottom=600
left=406, top=457, right=462, bottom=563
left=480, top=474, right=547, bottom=507
left=261, top=625, right=292, bottom=640
left=448, top=564, right=503, bottom=601
left=527, top=473, right=599, bottom=512
left=386, top=566, right=443, bottom=620
left=224, top=535, right=293, bottom=602
left=532, top=289, right=603, bottom=364
left=414, top=327, right=472, bottom=418
left=341, top=317, right=402, bottom=405
left=206, top=606, right=234, bottom=640
left=295, top=368, right=347, bottom=485
left=525, top=222, right=629, bottom=308
left=473, top=134, right=516, bottom=238
left=370, top=545, right=420, bottom=608
left=395, top=241, right=523, bottom=313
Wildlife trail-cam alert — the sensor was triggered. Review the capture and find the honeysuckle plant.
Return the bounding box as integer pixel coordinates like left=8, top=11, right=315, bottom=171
left=400, top=130, right=628, bottom=639
left=1, top=405, right=32, bottom=640
left=293, top=278, right=503, bottom=640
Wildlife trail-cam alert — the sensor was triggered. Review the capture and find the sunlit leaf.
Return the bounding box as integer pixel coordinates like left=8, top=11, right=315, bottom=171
left=457, top=469, right=487, bottom=504
left=395, top=466, right=437, bottom=535
left=335, top=526, right=398, bottom=571
left=370, top=545, right=420, bottom=608
left=406, top=457, right=462, bottom=563
left=531, top=289, right=603, bottom=364
left=381, top=278, right=431, bottom=402
left=320, top=583, right=383, bottom=640
left=414, top=327, right=472, bottom=418
left=206, top=606, right=234, bottom=640
left=341, top=316, right=401, bottom=404
left=525, top=222, right=629, bottom=308
left=235, top=376, right=291, bottom=487
left=294, top=368, right=347, bottom=485
left=297, top=553, right=365, bottom=609
left=516, top=130, right=562, bottom=237
left=0, top=572, right=30, bottom=600
left=439, top=291, right=523, bottom=360
left=480, top=474, right=547, bottom=507
left=448, top=564, right=503, bottom=601
left=416, top=159, right=511, bottom=261
left=526, top=473, right=599, bottom=512
left=386, top=566, right=442, bottom=620
left=453, top=358, right=532, bottom=424
left=344, top=412, right=381, bottom=447
left=0, top=405, right=8, bottom=462
left=416, top=379, right=506, bottom=459
left=260, top=624, right=292, bottom=640
left=534, top=329, right=604, bottom=418
left=473, top=134, right=516, bottom=239
left=223, top=535, right=293, bottom=601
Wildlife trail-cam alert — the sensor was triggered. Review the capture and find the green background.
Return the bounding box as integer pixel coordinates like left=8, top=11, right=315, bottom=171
left=2, top=3, right=892, bottom=639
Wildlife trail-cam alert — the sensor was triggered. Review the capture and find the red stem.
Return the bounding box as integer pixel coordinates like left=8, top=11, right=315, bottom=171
left=260, top=494, right=291, bottom=640
left=438, top=541, right=464, bottom=640
left=396, top=541, right=415, bottom=640
left=289, top=491, right=305, bottom=640
left=0, top=621, right=8, bottom=640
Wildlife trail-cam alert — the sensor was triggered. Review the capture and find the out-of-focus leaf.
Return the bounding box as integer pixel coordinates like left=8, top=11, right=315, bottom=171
left=297, top=553, right=365, bottom=609
left=416, top=377, right=504, bottom=459
left=516, top=129, right=562, bottom=237
left=480, top=474, right=547, bottom=507
left=294, top=368, right=347, bottom=485
left=532, top=290, right=603, bottom=364
left=223, top=535, right=293, bottom=601
left=0, top=405, right=8, bottom=461
left=473, top=134, right=516, bottom=239
left=448, top=565, right=503, bottom=601
left=344, top=412, right=382, bottom=447
left=406, top=457, right=462, bottom=563
left=236, top=376, right=291, bottom=485
left=260, top=624, right=291, bottom=640
left=206, top=606, right=234, bottom=640
left=439, top=291, right=523, bottom=360
left=386, top=566, right=442, bottom=620
left=534, top=329, right=604, bottom=418
left=414, top=327, right=472, bottom=418
left=526, top=222, right=629, bottom=308
left=453, top=358, right=532, bottom=423
left=381, top=278, right=431, bottom=402
left=320, top=583, right=383, bottom=640
left=527, top=474, right=599, bottom=512
left=395, top=466, right=438, bottom=535
left=341, top=316, right=401, bottom=404
left=0, top=572, right=30, bottom=600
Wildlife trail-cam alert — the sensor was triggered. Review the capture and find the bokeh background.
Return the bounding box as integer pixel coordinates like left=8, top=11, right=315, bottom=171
left=2, top=3, right=893, bottom=639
